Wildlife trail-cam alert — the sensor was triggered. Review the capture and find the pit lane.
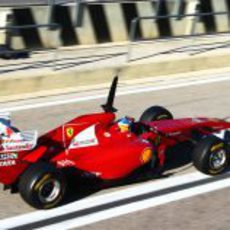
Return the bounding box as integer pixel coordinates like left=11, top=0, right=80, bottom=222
left=0, top=68, right=229, bottom=229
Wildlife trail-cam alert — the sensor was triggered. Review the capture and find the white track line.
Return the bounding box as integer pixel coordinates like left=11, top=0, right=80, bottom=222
left=38, top=177, right=230, bottom=230
left=0, top=172, right=210, bottom=229
left=0, top=74, right=229, bottom=113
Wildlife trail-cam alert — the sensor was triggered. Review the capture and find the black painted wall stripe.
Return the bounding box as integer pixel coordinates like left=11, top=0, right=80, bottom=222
left=9, top=173, right=230, bottom=230
left=177, top=0, right=186, bottom=20
left=53, top=5, right=78, bottom=46
left=12, top=8, right=42, bottom=48
left=121, top=3, right=142, bottom=40
left=199, top=0, right=216, bottom=33
left=88, top=4, right=111, bottom=43
left=227, top=0, right=230, bottom=21
left=154, top=0, right=172, bottom=37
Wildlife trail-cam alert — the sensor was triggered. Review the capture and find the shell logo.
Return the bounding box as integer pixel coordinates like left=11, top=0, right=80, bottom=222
left=141, top=148, right=152, bottom=164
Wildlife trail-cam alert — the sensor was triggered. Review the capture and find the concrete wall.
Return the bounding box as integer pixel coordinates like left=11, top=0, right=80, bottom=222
left=0, top=0, right=229, bottom=49
left=0, top=7, right=11, bottom=44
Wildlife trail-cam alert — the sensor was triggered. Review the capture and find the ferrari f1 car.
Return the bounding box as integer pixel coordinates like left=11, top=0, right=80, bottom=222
left=0, top=77, right=229, bottom=209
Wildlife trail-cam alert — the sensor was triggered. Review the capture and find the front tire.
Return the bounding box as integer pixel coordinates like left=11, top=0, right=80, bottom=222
left=192, top=135, right=229, bottom=175
left=140, top=106, right=173, bottom=122
left=19, top=162, right=66, bottom=209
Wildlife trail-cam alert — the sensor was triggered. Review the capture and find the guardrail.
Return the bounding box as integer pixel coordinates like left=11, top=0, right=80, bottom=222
left=0, top=0, right=84, bottom=70
left=0, top=0, right=141, bottom=7
left=0, top=0, right=84, bottom=7
left=127, top=11, right=230, bottom=61
left=0, top=23, right=60, bottom=70
left=1, top=9, right=230, bottom=70
left=0, top=23, right=59, bottom=30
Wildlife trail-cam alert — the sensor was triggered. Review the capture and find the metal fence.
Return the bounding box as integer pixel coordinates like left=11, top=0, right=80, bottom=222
left=0, top=7, right=230, bottom=69
left=0, top=0, right=141, bottom=7
left=0, top=0, right=83, bottom=7
left=0, top=0, right=83, bottom=70
left=0, top=23, right=60, bottom=70
left=127, top=11, right=230, bottom=61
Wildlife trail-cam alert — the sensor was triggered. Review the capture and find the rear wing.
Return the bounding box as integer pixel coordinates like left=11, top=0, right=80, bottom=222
left=0, top=131, right=38, bottom=153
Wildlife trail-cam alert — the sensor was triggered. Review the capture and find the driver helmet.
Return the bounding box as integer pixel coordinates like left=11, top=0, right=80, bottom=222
left=118, top=117, right=133, bottom=133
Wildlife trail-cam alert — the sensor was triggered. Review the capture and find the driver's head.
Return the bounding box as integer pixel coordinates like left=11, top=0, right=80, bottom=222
left=118, top=117, right=133, bottom=133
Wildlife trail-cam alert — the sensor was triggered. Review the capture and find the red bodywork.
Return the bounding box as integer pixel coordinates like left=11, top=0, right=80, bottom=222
left=0, top=112, right=230, bottom=186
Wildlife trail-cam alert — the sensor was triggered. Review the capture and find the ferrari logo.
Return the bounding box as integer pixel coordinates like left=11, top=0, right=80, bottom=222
left=66, top=127, right=74, bottom=138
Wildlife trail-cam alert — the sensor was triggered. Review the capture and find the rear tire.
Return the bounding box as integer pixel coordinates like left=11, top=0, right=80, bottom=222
left=192, top=135, right=229, bottom=175
left=140, top=106, right=173, bottom=122
left=19, top=162, right=66, bottom=209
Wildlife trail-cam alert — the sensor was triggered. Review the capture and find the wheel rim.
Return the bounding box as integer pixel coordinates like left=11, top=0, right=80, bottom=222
left=38, top=178, right=61, bottom=203
left=209, top=149, right=227, bottom=170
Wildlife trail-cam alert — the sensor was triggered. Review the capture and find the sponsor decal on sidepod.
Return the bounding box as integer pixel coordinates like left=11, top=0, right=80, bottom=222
left=0, top=153, right=18, bottom=167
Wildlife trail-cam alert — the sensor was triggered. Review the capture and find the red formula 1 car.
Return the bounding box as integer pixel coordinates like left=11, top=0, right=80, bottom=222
left=0, top=77, right=229, bottom=209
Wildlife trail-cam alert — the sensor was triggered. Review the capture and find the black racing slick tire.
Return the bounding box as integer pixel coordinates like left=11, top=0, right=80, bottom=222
left=192, top=135, right=229, bottom=175
left=140, top=106, right=173, bottom=122
left=18, top=162, right=66, bottom=209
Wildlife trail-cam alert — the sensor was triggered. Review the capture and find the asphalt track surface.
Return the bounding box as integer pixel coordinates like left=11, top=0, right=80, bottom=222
left=0, top=68, right=229, bottom=229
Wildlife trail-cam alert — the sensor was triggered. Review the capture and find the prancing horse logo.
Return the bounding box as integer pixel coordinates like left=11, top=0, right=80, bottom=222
left=66, top=127, right=74, bottom=138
